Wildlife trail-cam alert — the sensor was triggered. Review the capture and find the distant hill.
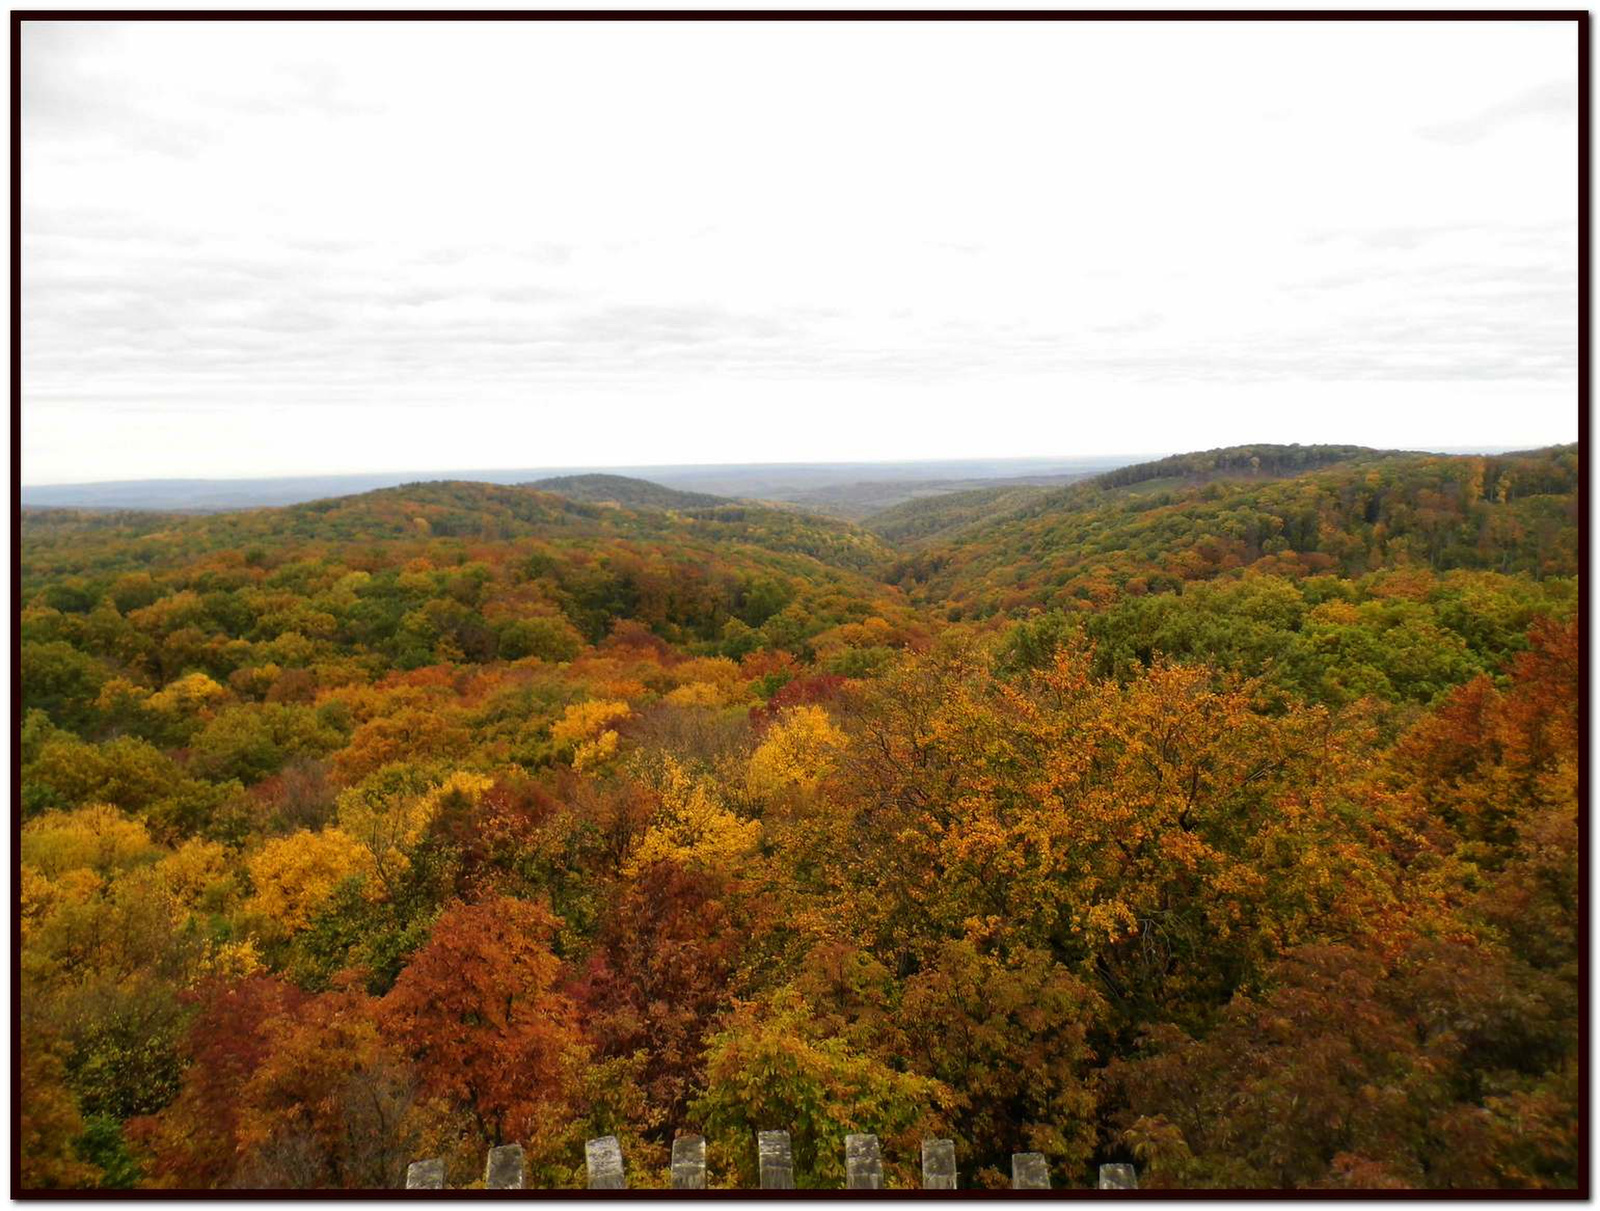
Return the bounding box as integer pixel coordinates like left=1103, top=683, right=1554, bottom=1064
left=1089, top=443, right=1396, bottom=492
left=857, top=446, right=1390, bottom=549
left=778, top=471, right=1097, bottom=521
left=523, top=474, right=728, bottom=510
left=862, top=484, right=1053, bottom=545
left=21, top=478, right=898, bottom=588
left=19, top=479, right=907, bottom=655
left=18, top=456, right=1143, bottom=512
left=889, top=445, right=1579, bottom=617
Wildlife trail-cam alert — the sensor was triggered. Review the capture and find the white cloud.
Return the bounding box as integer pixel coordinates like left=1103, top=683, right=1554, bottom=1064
left=21, top=19, right=1579, bottom=483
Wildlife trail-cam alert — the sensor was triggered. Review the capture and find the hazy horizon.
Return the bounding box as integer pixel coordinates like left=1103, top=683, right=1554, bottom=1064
left=18, top=441, right=1568, bottom=492
left=22, top=20, right=1578, bottom=485
left=21, top=452, right=1135, bottom=490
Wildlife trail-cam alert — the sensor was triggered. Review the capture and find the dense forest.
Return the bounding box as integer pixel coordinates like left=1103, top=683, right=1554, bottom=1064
left=17, top=443, right=1581, bottom=1189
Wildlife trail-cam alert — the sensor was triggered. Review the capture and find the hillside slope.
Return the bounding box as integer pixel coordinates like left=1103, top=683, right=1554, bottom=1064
left=21, top=480, right=907, bottom=664
left=890, top=445, right=1578, bottom=617
left=1089, top=442, right=1397, bottom=491
left=863, top=444, right=1393, bottom=549
left=862, top=484, right=1052, bottom=545
left=523, top=473, right=729, bottom=511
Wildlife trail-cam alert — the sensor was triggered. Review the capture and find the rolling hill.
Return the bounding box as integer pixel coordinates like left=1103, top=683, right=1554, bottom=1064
left=522, top=473, right=730, bottom=511
left=886, top=444, right=1579, bottom=617
left=861, top=484, right=1052, bottom=546
left=20, top=479, right=908, bottom=664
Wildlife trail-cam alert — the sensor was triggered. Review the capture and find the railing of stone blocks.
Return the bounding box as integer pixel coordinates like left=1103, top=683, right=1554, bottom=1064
left=404, top=1133, right=1138, bottom=1190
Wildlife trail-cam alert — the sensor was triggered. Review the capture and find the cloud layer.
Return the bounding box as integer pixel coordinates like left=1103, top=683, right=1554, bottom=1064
left=21, top=20, right=1579, bottom=481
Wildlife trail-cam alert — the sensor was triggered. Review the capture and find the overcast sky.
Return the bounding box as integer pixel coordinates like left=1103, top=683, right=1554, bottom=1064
left=22, top=19, right=1578, bottom=484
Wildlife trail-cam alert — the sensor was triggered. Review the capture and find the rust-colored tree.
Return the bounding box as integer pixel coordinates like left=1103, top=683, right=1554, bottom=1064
left=233, top=981, right=420, bottom=1188
left=380, top=896, right=583, bottom=1147
left=574, top=862, right=743, bottom=1139
left=127, top=976, right=307, bottom=1189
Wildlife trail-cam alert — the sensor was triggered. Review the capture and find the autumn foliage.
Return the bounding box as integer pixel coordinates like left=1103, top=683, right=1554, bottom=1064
left=17, top=449, right=1581, bottom=1189
left=381, top=896, right=582, bottom=1148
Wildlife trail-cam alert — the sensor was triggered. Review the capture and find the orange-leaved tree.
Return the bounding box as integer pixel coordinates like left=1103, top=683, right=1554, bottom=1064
left=820, top=638, right=1395, bottom=1029
left=380, top=895, right=583, bottom=1148
left=233, top=981, right=420, bottom=1189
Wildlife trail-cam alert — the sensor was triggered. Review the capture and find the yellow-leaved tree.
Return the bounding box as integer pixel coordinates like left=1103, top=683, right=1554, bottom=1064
left=21, top=803, right=161, bottom=879
left=747, top=705, right=847, bottom=800
left=153, top=838, right=235, bottom=915
left=550, top=699, right=630, bottom=770
left=663, top=682, right=727, bottom=709
left=244, top=829, right=375, bottom=938
left=626, top=756, right=760, bottom=876
left=145, top=671, right=229, bottom=717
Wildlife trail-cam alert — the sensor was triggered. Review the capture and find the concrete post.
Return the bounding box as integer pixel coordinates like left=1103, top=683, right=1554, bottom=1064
left=586, top=1136, right=626, bottom=1189
left=1011, top=1152, right=1050, bottom=1189
left=404, top=1158, right=444, bottom=1189
left=758, top=1130, right=795, bottom=1189
left=921, top=1139, right=958, bottom=1190
left=845, top=1134, right=883, bottom=1189
left=484, top=1144, right=525, bottom=1190
left=671, top=1135, right=707, bottom=1189
left=1098, top=1162, right=1138, bottom=1189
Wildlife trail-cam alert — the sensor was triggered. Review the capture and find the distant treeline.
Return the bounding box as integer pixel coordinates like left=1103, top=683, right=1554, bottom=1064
left=1090, top=443, right=1393, bottom=490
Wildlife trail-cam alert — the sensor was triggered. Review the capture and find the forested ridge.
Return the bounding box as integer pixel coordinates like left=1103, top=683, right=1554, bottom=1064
left=521, top=474, right=732, bottom=511
left=891, top=444, right=1578, bottom=614
left=18, top=444, right=1581, bottom=1189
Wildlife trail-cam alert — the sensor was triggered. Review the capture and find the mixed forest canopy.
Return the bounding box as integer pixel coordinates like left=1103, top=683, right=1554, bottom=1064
left=17, top=441, right=1581, bottom=1189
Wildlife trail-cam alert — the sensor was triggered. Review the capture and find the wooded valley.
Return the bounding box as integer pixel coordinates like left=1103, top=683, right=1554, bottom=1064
left=17, top=442, right=1581, bottom=1189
